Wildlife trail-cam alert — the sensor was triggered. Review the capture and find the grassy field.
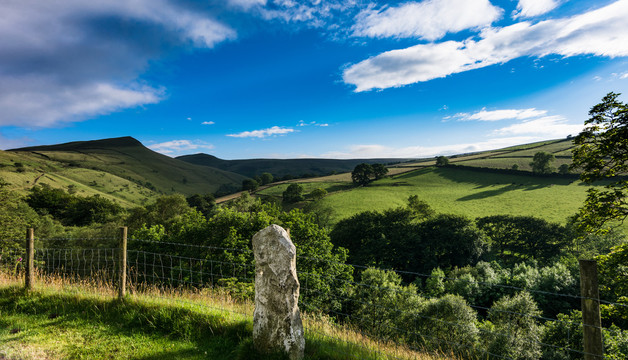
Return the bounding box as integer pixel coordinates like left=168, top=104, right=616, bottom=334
left=258, top=166, right=615, bottom=228
left=0, top=274, right=447, bottom=360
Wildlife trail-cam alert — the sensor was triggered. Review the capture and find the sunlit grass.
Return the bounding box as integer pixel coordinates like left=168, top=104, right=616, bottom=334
left=0, top=271, right=450, bottom=360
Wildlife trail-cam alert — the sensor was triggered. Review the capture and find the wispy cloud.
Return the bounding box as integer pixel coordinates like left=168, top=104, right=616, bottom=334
left=454, top=108, right=548, bottom=121
left=352, top=0, right=502, bottom=41
left=321, top=136, right=540, bottom=159
left=298, top=120, right=329, bottom=127
left=227, top=126, right=295, bottom=138
left=344, top=0, right=628, bottom=91
left=148, top=139, right=215, bottom=156
left=492, top=115, right=584, bottom=137
left=202, top=121, right=215, bottom=125
left=513, top=0, right=562, bottom=19
left=0, top=0, right=235, bottom=127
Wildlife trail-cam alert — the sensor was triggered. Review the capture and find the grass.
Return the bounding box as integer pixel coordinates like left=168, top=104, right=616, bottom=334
left=0, top=273, right=448, bottom=360
left=268, top=167, right=610, bottom=227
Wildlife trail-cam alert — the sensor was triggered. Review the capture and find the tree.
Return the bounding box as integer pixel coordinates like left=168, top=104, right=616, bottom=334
left=259, top=172, right=274, bottom=185
left=435, top=156, right=449, bottom=167
left=282, top=183, right=304, bottom=203
left=351, top=163, right=373, bottom=186
left=186, top=193, right=215, bottom=217
left=530, top=151, right=555, bottom=174
left=571, top=92, right=628, bottom=232
left=309, top=188, right=327, bottom=201
left=241, top=179, right=259, bottom=192
left=372, top=164, right=388, bottom=179
left=558, top=164, right=571, bottom=175
left=407, top=195, right=435, bottom=219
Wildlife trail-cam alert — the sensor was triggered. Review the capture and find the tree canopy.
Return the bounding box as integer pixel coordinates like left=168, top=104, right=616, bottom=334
left=530, top=151, right=555, bottom=174
left=571, top=92, right=628, bottom=231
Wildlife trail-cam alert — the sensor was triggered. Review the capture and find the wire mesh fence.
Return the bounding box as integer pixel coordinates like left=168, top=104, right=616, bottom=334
left=1, top=233, right=626, bottom=360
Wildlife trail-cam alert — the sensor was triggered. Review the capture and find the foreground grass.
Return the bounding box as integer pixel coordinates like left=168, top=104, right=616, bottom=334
left=0, top=275, right=447, bottom=360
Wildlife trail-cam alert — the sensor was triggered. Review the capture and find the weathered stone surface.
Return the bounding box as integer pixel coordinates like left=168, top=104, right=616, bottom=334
left=253, top=224, right=305, bottom=360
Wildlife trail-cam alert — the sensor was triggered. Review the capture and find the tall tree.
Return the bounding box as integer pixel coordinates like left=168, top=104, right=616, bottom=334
left=571, top=92, right=628, bottom=231
left=351, top=163, right=373, bottom=186
left=435, top=156, right=449, bottom=167
left=530, top=151, right=555, bottom=174
left=372, top=164, right=389, bottom=179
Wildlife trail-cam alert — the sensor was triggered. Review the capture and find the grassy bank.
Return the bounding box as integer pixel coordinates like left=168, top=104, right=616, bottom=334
left=0, top=274, right=448, bottom=360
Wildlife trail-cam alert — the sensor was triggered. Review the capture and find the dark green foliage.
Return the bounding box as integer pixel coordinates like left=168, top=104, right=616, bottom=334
left=25, top=184, right=122, bottom=226
left=597, top=243, right=628, bottom=327
left=351, top=163, right=373, bottom=186
left=128, top=194, right=193, bottom=232
left=476, top=215, right=571, bottom=265
left=331, top=210, right=487, bottom=275
left=571, top=92, right=628, bottom=232
left=558, top=164, right=571, bottom=175
left=282, top=183, right=304, bottom=203
left=186, top=193, right=215, bottom=217
left=330, top=207, right=416, bottom=270
left=414, top=214, right=488, bottom=273
left=259, top=172, right=274, bottom=185
left=435, top=156, right=449, bottom=166
left=371, top=164, right=388, bottom=179
left=530, top=151, right=555, bottom=174
left=407, top=195, right=435, bottom=219
left=242, top=179, right=259, bottom=192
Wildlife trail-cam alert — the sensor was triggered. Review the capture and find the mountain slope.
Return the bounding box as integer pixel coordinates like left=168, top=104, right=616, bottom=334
left=6, top=137, right=248, bottom=204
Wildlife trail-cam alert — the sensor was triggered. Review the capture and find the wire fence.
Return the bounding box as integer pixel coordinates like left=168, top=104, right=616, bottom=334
left=1, top=234, right=626, bottom=360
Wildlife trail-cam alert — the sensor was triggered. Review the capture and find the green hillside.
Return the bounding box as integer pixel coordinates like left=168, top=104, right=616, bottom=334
left=256, top=137, right=625, bottom=229
left=177, top=153, right=410, bottom=178
left=3, top=137, right=248, bottom=207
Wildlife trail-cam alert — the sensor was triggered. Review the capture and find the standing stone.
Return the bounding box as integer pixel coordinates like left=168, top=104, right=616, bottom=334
left=253, top=225, right=305, bottom=360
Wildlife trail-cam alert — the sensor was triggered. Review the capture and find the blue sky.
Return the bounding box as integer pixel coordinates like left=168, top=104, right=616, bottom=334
left=1, top=0, right=627, bottom=159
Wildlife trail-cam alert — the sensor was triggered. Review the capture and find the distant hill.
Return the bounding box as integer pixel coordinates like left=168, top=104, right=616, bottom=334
left=5, top=137, right=248, bottom=205
left=176, top=153, right=410, bottom=178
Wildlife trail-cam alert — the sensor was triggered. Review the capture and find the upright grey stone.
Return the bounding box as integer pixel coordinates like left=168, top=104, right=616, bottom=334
left=253, top=225, right=305, bottom=360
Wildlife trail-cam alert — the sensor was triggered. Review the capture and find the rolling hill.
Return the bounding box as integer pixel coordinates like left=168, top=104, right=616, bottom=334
left=2, top=137, right=248, bottom=206
left=176, top=153, right=410, bottom=178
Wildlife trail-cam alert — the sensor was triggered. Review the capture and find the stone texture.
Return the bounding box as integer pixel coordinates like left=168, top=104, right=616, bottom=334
left=253, top=225, right=305, bottom=360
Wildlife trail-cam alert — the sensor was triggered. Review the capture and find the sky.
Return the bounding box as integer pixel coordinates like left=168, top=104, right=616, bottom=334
left=1, top=0, right=628, bottom=159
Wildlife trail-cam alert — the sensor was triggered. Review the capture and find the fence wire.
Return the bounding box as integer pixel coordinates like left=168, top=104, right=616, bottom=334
left=1, top=236, right=625, bottom=360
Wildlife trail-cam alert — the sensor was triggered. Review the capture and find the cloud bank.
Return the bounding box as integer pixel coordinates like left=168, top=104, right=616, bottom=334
left=344, top=0, right=628, bottom=91
left=352, top=0, right=502, bottom=41
left=0, top=0, right=235, bottom=127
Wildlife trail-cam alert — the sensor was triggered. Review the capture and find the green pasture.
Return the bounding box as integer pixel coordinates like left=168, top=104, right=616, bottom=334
left=301, top=167, right=606, bottom=226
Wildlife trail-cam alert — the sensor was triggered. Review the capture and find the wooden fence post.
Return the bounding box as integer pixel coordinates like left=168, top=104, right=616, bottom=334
left=118, top=226, right=128, bottom=299
left=25, top=228, right=34, bottom=291
left=579, top=259, right=604, bottom=360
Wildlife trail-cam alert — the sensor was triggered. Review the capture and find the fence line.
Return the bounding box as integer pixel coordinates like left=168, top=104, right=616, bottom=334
left=2, top=231, right=624, bottom=359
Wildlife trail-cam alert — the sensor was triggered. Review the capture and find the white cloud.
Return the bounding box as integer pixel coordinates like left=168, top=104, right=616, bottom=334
left=0, top=0, right=235, bottom=127
left=492, top=115, right=584, bottom=137
left=298, top=120, right=329, bottom=127
left=227, top=126, right=295, bottom=138
left=513, top=0, right=561, bottom=19
left=454, top=108, right=548, bottom=121
left=352, top=0, right=502, bottom=41
left=202, top=121, right=215, bottom=125
left=148, top=139, right=215, bottom=156
left=0, top=78, right=163, bottom=127
left=344, top=0, right=628, bottom=91
left=621, top=72, right=628, bottom=79
left=228, top=0, right=267, bottom=10
left=321, top=136, right=540, bottom=159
